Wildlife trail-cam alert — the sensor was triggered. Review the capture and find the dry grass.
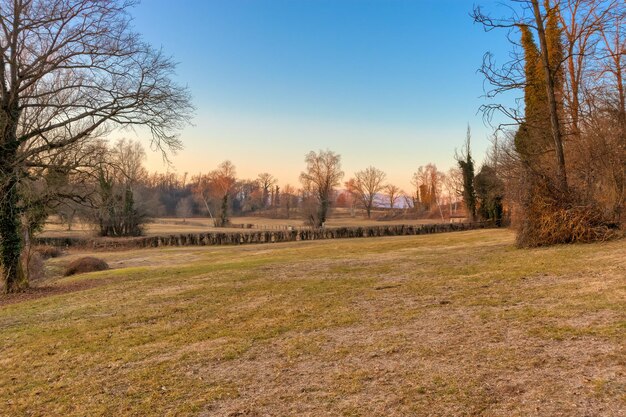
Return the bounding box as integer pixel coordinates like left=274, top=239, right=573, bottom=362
left=0, top=230, right=624, bottom=416
left=63, top=257, right=109, bottom=277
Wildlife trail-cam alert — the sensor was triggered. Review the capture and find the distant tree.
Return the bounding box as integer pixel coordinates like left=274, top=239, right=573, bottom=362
left=281, top=184, right=297, bottom=218
left=402, top=194, right=415, bottom=212
left=57, top=203, right=79, bottom=231
left=233, top=180, right=262, bottom=214
left=474, top=165, right=505, bottom=225
left=257, top=173, right=277, bottom=208
left=413, top=164, right=442, bottom=213
left=384, top=184, right=402, bottom=210
left=273, top=185, right=281, bottom=208
left=346, top=166, right=387, bottom=218
left=456, top=127, right=477, bottom=221
left=144, top=173, right=190, bottom=217
left=91, top=140, right=149, bottom=237
left=190, top=174, right=216, bottom=221
left=112, top=139, right=148, bottom=185
left=175, top=196, right=194, bottom=223
left=409, top=173, right=421, bottom=211
left=212, top=161, right=237, bottom=227
left=443, top=167, right=463, bottom=214
left=300, top=150, right=344, bottom=227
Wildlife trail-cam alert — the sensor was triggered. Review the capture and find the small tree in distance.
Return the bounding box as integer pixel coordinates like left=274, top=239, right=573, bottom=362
left=300, top=150, right=344, bottom=227
left=456, top=126, right=477, bottom=221
left=212, top=161, right=237, bottom=227
left=346, top=166, right=387, bottom=218
left=384, top=184, right=402, bottom=211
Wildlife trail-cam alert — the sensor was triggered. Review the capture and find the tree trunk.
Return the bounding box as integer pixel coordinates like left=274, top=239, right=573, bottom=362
left=0, top=104, right=28, bottom=293
left=318, top=199, right=328, bottom=228
left=531, top=0, right=568, bottom=194
left=0, top=176, right=26, bottom=293
left=220, top=194, right=229, bottom=227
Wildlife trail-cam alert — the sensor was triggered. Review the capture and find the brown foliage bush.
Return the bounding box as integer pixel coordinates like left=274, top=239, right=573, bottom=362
left=516, top=199, right=618, bottom=247
left=64, top=257, right=109, bottom=277
left=25, top=252, right=46, bottom=282
left=34, top=245, right=62, bottom=260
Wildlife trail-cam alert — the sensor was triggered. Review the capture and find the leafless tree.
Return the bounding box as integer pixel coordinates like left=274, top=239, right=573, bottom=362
left=176, top=196, right=194, bottom=223
left=257, top=173, right=277, bottom=208
left=281, top=184, right=297, bottom=218
left=300, top=150, right=344, bottom=227
left=443, top=167, right=463, bottom=213
left=87, top=139, right=149, bottom=237
left=384, top=184, right=401, bottom=211
left=111, top=138, right=148, bottom=186
left=0, top=0, right=192, bottom=292
left=346, top=166, right=386, bottom=218
left=211, top=161, right=236, bottom=227
left=190, top=174, right=215, bottom=221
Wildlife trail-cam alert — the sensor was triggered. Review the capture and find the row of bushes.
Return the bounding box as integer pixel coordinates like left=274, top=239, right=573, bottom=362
left=35, top=222, right=494, bottom=250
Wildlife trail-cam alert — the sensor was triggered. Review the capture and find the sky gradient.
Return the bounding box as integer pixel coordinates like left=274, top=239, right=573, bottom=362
left=128, top=0, right=515, bottom=192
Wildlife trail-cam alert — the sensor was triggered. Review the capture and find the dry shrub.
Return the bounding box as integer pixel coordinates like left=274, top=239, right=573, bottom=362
left=64, top=257, right=109, bottom=277
left=25, top=252, right=46, bottom=281
left=517, top=201, right=618, bottom=247
left=34, top=245, right=62, bottom=260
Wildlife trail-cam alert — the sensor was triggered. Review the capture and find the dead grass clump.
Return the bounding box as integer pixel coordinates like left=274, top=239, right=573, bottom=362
left=34, top=245, right=62, bottom=259
left=64, top=257, right=109, bottom=276
left=517, top=203, right=618, bottom=247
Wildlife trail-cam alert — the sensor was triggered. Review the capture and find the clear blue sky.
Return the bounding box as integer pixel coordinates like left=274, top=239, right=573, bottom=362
left=129, top=0, right=515, bottom=191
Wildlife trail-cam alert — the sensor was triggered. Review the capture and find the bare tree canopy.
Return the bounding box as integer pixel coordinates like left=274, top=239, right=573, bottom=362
left=0, top=0, right=192, bottom=292
left=300, top=150, right=344, bottom=227
left=346, top=166, right=386, bottom=218
left=257, top=172, right=277, bottom=208
left=384, top=183, right=401, bottom=210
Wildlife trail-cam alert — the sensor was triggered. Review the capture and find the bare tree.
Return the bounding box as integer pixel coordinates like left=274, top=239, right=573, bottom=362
left=111, top=138, right=148, bottom=186
left=211, top=161, right=237, bottom=227
left=175, top=196, right=194, bottom=223
left=281, top=184, right=297, bottom=218
left=384, top=184, right=401, bottom=211
left=190, top=174, right=216, bottom=221
left=596, top=2, right=626, bottom=130
left=443, top=167, right=463, bottom=214
left=0, top=0, right=192, bottom=292
left=88, top=139, right=149, bottom=237
left=257, top=173, right=277, bottom=208
left=300, top=150, right=344, bottom=227
left=346, top=166, right=386, bottom=218
left=412, top=163, right=443, bottom=213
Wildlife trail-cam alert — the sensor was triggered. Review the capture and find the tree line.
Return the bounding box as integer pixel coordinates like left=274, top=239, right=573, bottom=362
left=50, top=142, right=485, bottom=234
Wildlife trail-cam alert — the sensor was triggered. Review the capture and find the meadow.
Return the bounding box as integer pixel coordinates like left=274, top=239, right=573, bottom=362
left=0, top=229, right=624, bottom=416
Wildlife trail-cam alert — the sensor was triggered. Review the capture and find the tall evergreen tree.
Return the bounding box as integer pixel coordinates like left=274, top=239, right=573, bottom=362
left=457, top=127, right=477, bottom=221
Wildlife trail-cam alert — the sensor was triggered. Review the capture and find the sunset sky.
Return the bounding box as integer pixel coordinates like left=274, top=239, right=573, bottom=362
left=129, top=0, right=516, bottom=191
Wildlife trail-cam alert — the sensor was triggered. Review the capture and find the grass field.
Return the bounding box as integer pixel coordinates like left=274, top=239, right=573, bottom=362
left=1, top=230, right=624, bottom=416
